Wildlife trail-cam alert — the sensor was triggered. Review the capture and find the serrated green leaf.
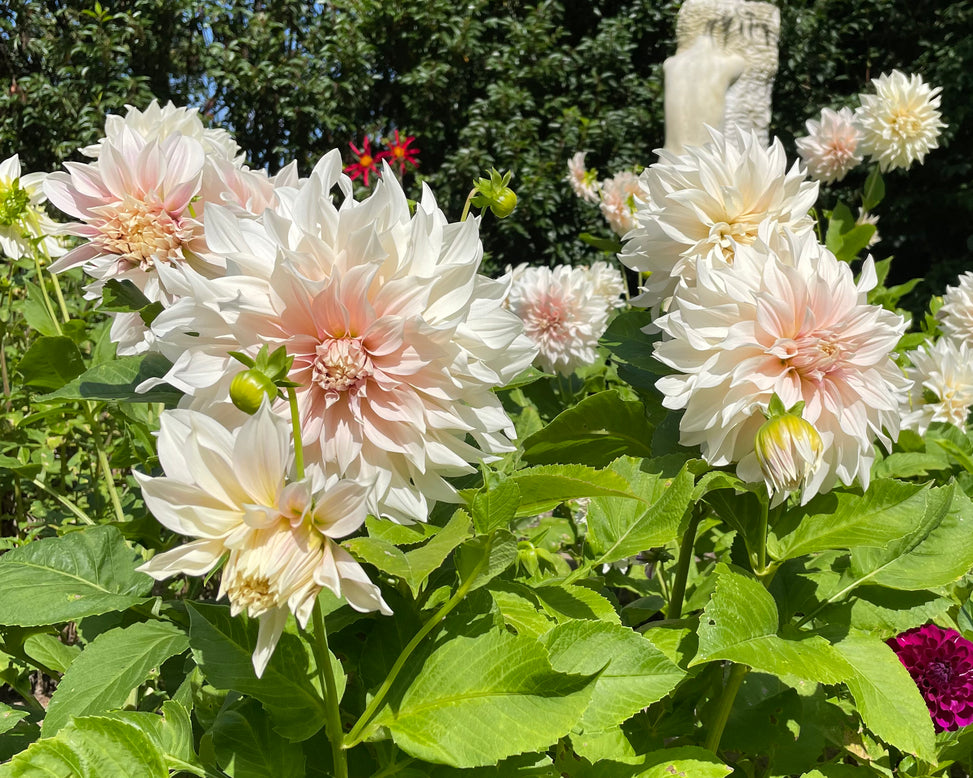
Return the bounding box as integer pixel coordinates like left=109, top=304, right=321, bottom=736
left=38, top=352, right=181, bottom=405
left=455, top=530, right=519, bottom=590
left=599, top=309, right=666, bottom=392
left=99, top=279, right=152, bottom=312
left=23, top=282, right=61, bottom=337
left=533, top=583, right=620, bottom=625
left=587, top=459, right=694, bottom=564
left=509, top=464, right=638, bottom=517
left=521, top=390, right=654, bottom=467
left=15, top=335, right=85, bottom=391
left=488, top=581, right=557, bottom=638
left=472, top=481, right=521, bottom=534
left=364, top=515, right=440, bottom=546
left=23, top=633, right=81, bottom=674
left=0, top=525, right=153, bottom=627
left=0, top=703, right=28, bottom=736
left=542, top=621, right=685, bottom=731
left=211, top=697, right=305, bottom=778
left=372, top=628, right=597, bottom=767
left=568, top=746, right=731, bottom=777
left=99, top=701, right=202, bottom=775
left=187, top=602, right=333, bottom=742
left=42, top=620, right=189, bottom=736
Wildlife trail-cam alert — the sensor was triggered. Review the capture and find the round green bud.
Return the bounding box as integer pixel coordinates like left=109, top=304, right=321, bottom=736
left=229, top=369, right=277, bottom=415
left=490, top=188, right=517, bottom=218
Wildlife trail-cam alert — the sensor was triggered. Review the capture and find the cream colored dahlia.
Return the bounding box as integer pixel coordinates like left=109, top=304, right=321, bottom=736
left=856, top=70, right=945, bottom=172
left=144, top=152, right=536, bottom=524
left=654, top=238, right=909, bottom=502
left=136, top=403, right=390, bottom=677
left=938, top=272, right=973, bottom=347
left=598, top=170, right=645, bottom=237
left=902, top=337, right=973, bottom=435
left=620, top=129, right=818, bottom=312
left=506, top=262, right=621, bottom=376
left=0, top=155, right=66, bottom=261
left=795, top=107, right=863, bottom=184
left=566, top=151, right=600, bottom=203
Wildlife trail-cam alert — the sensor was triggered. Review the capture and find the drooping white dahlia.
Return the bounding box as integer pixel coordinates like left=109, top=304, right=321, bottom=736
left=566, top=151, right=600, bottom=203
left=620, top=129, right=819, bottom=311
left=902, top=337, right=973, bottom=434
left=0, top=155, right=66, bottom=261
left=145, top=152, right=536, bottom=523
left=938, top=272, right=973, bottom=347
left=856, top=70, right=946, bottom=172
left=136, top=403, right=390, bottom=677
left=598, top=170, right=645, bottom=237
left=654, top=239, right=910, bottom=502
left=505, top=262, right=622, bottom=376
left=795, top=107, right=863, bottom=184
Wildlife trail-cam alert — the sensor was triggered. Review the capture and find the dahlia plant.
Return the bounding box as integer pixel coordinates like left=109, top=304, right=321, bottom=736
left=1, top=66, right=973, bottom=778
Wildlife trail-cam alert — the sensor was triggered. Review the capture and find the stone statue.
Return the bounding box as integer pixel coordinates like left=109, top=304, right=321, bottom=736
left=663, top=0, right=781, bottom=154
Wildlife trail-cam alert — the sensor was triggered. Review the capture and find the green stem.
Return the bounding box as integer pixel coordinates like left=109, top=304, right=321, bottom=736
left=312, top=600, right=348, bottom=778
left=703, top=663, right=748, bottom=754
left=668, top=506, right=703, bottom=620
left=343, top=536, right=492, bottom=749
left=82, top=404, right=126, bottom=523
left=286, top=386, right=304, bottom=480
left=31, top=252, right=62, bottom=336
left=36, top=242, right=70, bottom=323
left=31, top=478, right=94, bottom=525
left=459, top=188, right=476, bottom=222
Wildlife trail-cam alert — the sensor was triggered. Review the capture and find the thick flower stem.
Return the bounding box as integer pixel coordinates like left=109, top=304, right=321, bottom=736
left=343, top=536, right=492, bottom=749
left=668, top=506, right=704, bottom=620
left=312, top=600, right=349, bottom=778
left=703, top=663, right=749, bottom=754
left=286, top=386, right=305, bottom=480
left=83, top=404, right=126, bottom=524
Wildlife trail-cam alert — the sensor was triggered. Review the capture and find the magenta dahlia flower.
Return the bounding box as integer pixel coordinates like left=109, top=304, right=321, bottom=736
left=888, top=624, right=973, bottom=732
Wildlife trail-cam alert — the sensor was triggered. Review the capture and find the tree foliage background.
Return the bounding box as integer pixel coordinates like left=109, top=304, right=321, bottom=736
left=1, top=0, right=971, bottom=308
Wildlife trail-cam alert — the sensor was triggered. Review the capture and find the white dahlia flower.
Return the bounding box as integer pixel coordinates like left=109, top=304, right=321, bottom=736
left=654, top=239, right=909, bottom=502
left=598, top=170, right=645, bottom=237
left=566, top=151, right=600, bottom=203
left=938, top=272, right=973, bottom=347
left=795, top=107, right=863, bottom=184
left=585, top=260, right=627, bottom=308
left=620, top=129, right=818, bottom=312
left=902, top=337, right=973, bottom=435
left=136, top=403, right=390, bottom=677
left=145, top=152, right=535, bottom=524
left=506, top=262, right=622, bottom=376
left=0, top=155, right=66, bottom=261
left=856, top=70, right=945, bottom=172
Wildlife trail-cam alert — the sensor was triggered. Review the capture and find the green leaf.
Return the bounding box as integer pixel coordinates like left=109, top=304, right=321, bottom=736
left=508, top=464, right=638, bottom=518
left=23, top=633, right=81, bottom=674
left=187, top=602, right=332, bottom=742
left=38, top=352, right=181, bottom=405
left=850, top=483, right=973, bottom=590
left=542, top=621, right=685, bottom=731
left=825, top=202, right=855, bottom=255
left=472, top=481, right=521, bottom=534
left=692, top=565, right=852, bottom=684
left=862, top=166, right=885, bottom=211
left=871, top=451, right=950, bottom=480
left=364, top=515, right=440, bottom=546
left=372, top=628, right=597, bottom=767
left=211, top=697, right=306, bottom=778
left=455, top=530, right=519, bottom=590
left=42, top=620, right=189, bottom=736
left=521, top=391, right=654, bottom=467
left=599, top=309, right=666, bottom=391
left=15, top=335, right=85, bottom=391
left=768, top=480, right=936, bottom=561
left=23, top=282, right=61, bottom=337
left=488, top=581, right=557, bottom=638
left=3, top=716, right=168, bottom=778
left=99, top=279, right=152, bottom=312
left=0, top=703, right=28, bottom=736
left=587, top=459, right=694, bottom=564
left=832, top=633, right=935, bottom=761
left=0, top=525, right=153, bottom=627
left=579, top=232, right=623, bottom=253
left=533, top=583, right=620, bottom=625
left=568, top=746, right=731, bottom=777
left=99, top=701, right=202, bottom=776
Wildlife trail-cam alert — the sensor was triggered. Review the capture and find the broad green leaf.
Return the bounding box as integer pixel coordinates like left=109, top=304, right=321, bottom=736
left=100, top=701, right=202, bottom=776
left=99, top=279, right=152, bottom=312
left=0, top=703, right=27, bottom=735
left=801, top=768, right=875, bottom=778
left=587, top=459, right=694, bottom=564
left=862, top=166, right=885, bottom=212
left=568, top=746, right=731, bottom=777
left=533, top=583, right=620, bottom=625
left=3, top=716, right=167, bottom=778
left=23, top=282, right=61, bottom=337
left=42, top=620, right=189, bottom=736
left=372, top=628, right=597, bottom=767
left=455, top=530, right=519, bottom=590
left=768, top=480, right=935, bottom=561
left=850, top=484, right=973, bottom=589
left=872, top=451, right=950, bottom=480
left=425, top=754, right=557, bottom=777
left=211, top=697, right=305, bottom=778
left=830, top=586, right=952, bottom=635
left=38, top=352, right=182, bottom=405
left=691, top=565, right=852, bottom=684
left=23, top=633, right=81, bottom=674
left=0, top=525, right=153, bottom=627
left=599, top=309, right=666, bottom=391
left=542, top=621, right=685, bottom=731
left=471, top=482, right=521, bottom=534
left=521, top=390, right=654, bottom=467
left=509, top=464, right=638, bottom=518
left=187, top=602, right=333, bottom=742
left=832, top=633, right=935, bottom=761
left=15, top=335, right=85, bottom=391
left=488, top=581, right=557, bottom=638
left=344, top=536, right=411, bottom=580
left=364, top=515, right=440, bottom=546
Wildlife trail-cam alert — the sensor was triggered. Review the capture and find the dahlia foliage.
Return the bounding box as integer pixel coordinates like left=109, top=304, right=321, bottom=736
left=3, top=60, right=973, bottom=778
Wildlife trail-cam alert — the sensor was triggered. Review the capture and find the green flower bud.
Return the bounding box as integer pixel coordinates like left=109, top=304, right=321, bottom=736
left=490, top=188, right=517, bottom=218
left=230, top=369, right=278, bottom=415
left=754, top=412, right=824, bottom=498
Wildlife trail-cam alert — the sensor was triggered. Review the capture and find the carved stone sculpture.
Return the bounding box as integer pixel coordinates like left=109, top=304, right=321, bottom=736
left=663, top=0, right=781, bottom=154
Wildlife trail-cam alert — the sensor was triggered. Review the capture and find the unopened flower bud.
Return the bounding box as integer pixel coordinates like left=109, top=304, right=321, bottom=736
left=754, top=412, right=824, bottom=498
left=230, top=369, right=278, bottom=415
left=490, top=188, right=517, bottom=218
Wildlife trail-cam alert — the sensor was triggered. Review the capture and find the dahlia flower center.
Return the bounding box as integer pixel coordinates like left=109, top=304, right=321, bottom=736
left=96, top=198, right=192, bottom=270
left=312, top=337, right=373, bottom=393
left=770, top=332, right=844, bottom=379
left=529, top=296, right=567, bottom=337
left=709, top=220, right=758, bottom=263
left=926, top=659, right=954, bottom=689
left=226, top=573, right=276, bottom=617
left=889, top=108, right=922, bottom=138
left=0, top=181, right=30, bottom=227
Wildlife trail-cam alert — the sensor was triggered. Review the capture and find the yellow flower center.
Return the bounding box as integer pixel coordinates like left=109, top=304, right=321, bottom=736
left=226, top=573, right=277, bottom=617
left=312, top=337, right=373, bottom=393
left=95, top=197, right=193, bottom=270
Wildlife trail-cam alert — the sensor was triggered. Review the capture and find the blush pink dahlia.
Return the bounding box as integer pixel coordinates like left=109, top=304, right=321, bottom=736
left=795, top=107, right=863, bottom=184
left=598, top=170, right=645, bottom=237
left=902, top=337, right=973, bottom=435
left=888, top=624, right=973, bottom=732
left=653, top=236, right=909, bottom=501
left=145, top=152, right=535, bottom=524
left=566, top=151, right=600, bottom=204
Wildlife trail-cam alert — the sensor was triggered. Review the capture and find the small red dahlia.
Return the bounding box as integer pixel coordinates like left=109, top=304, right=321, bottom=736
left=344, top=136, right=381, bottom=186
